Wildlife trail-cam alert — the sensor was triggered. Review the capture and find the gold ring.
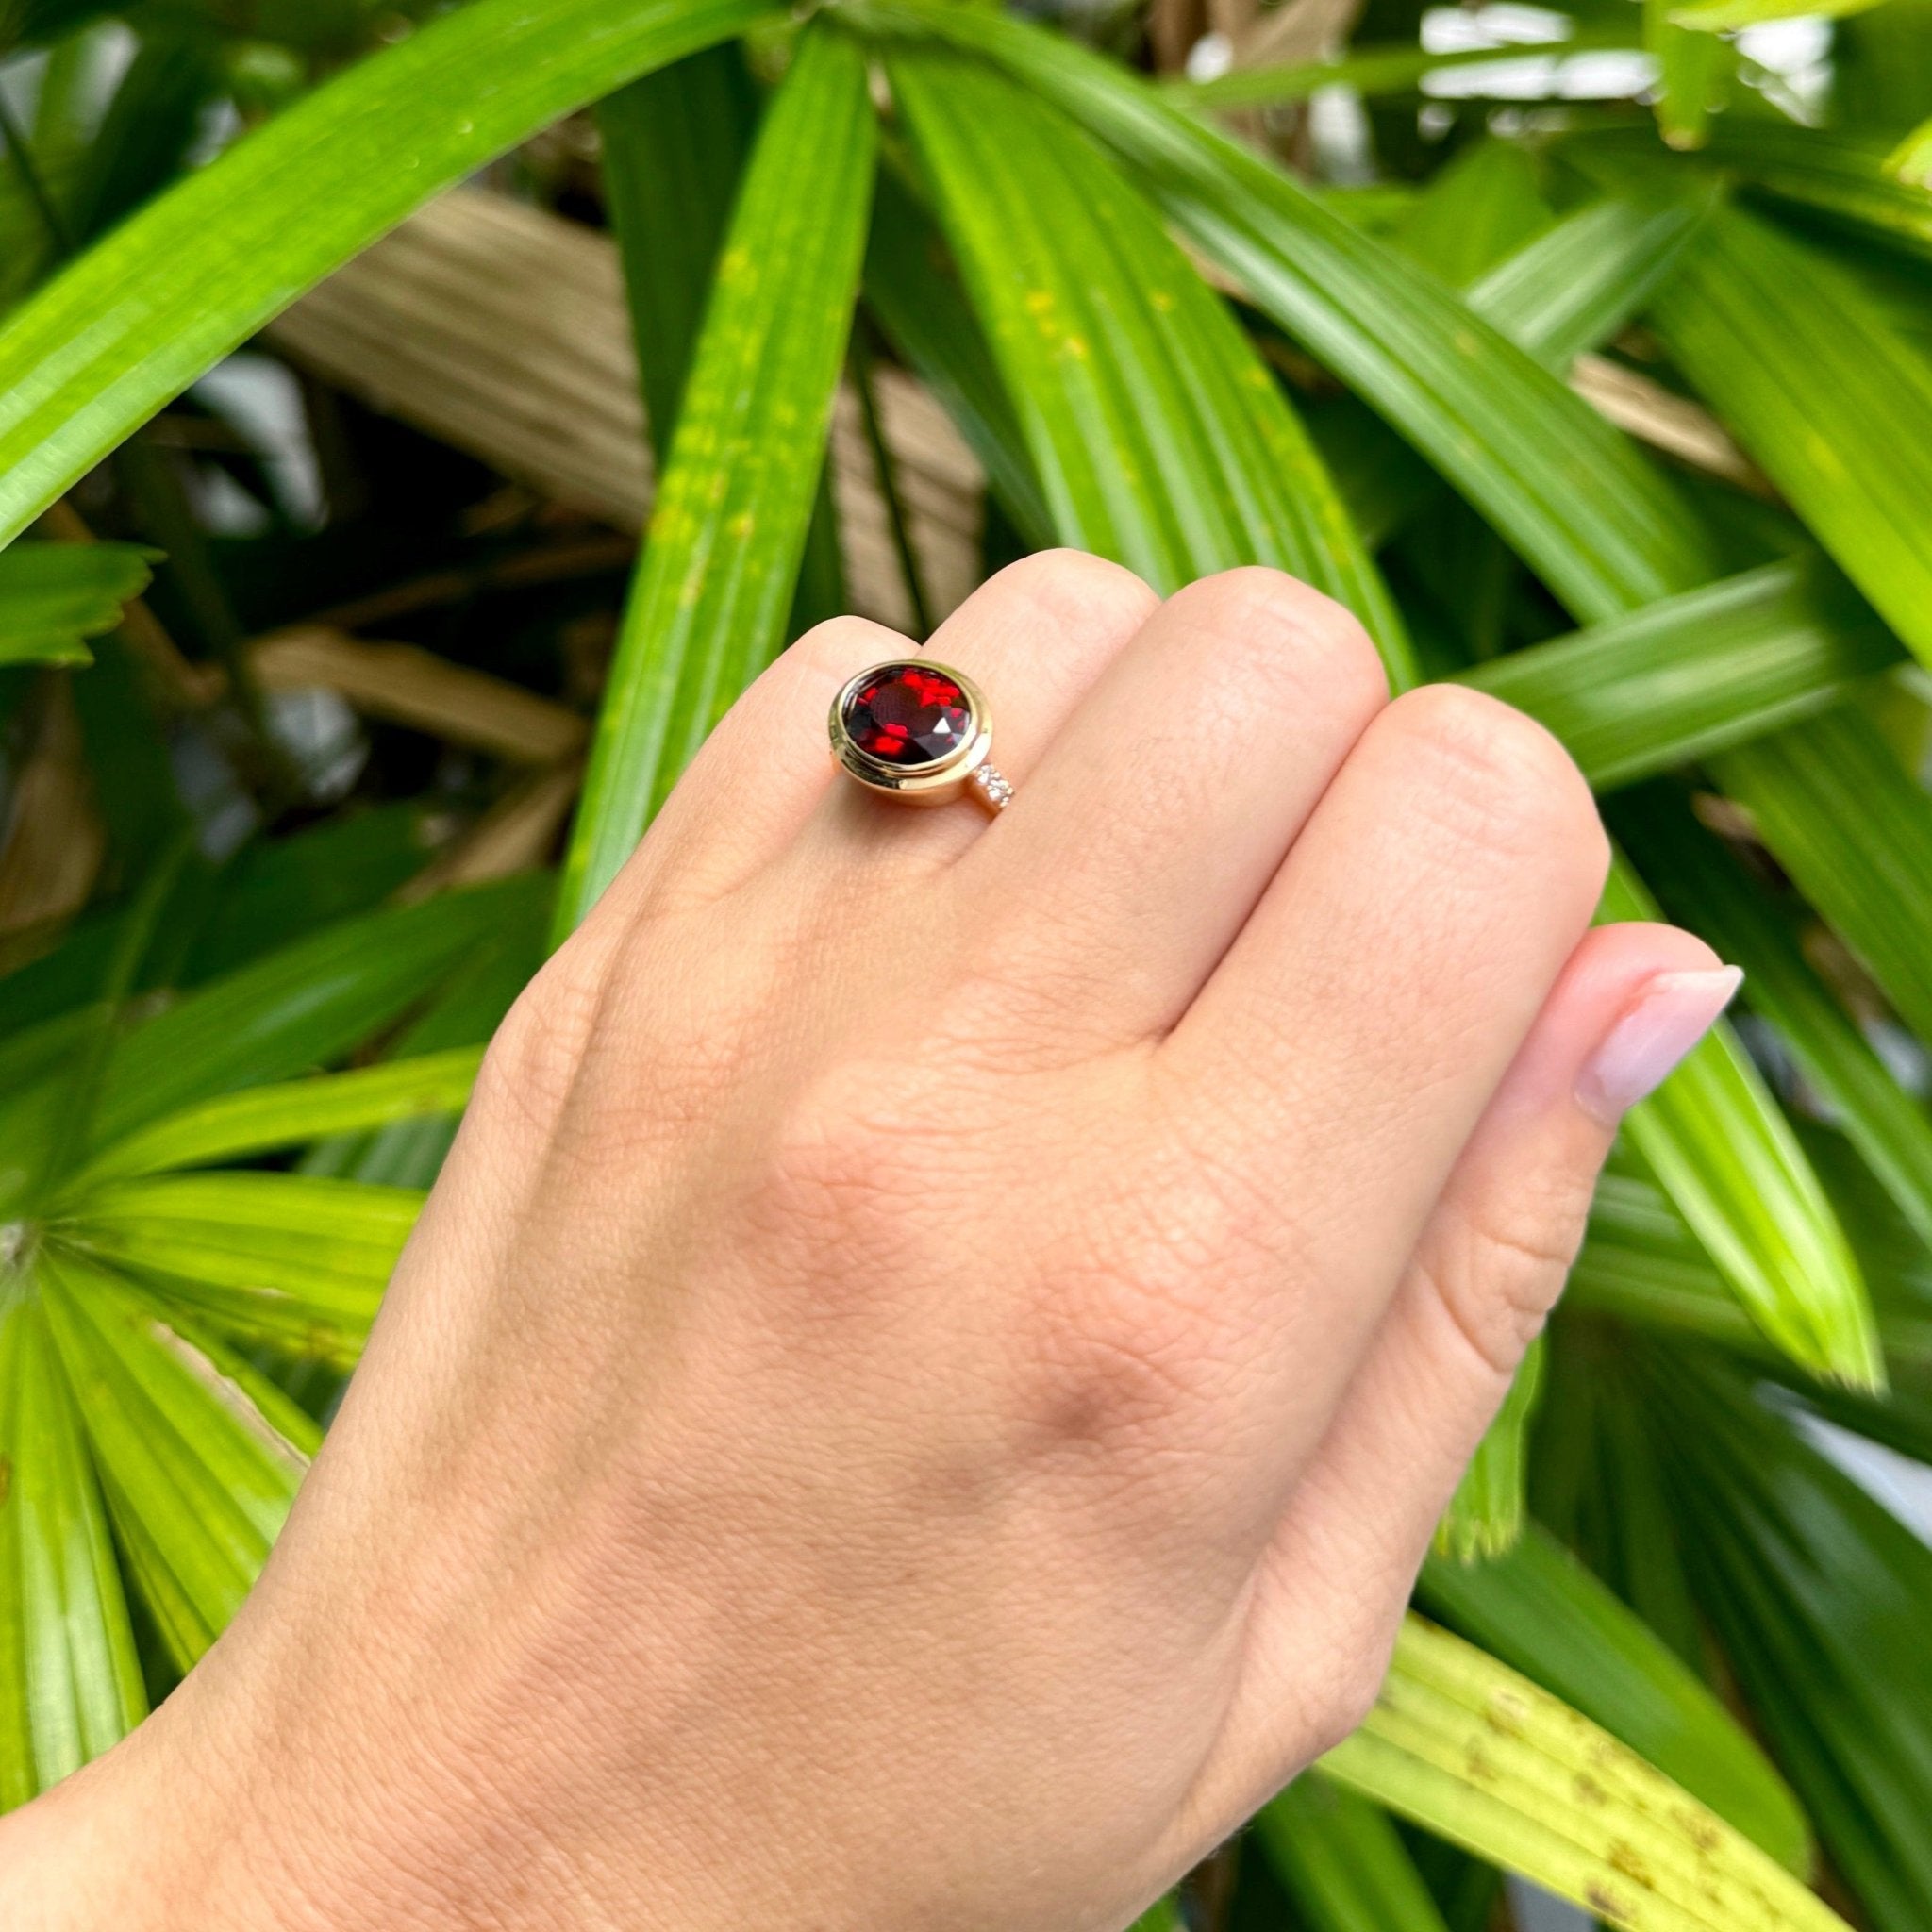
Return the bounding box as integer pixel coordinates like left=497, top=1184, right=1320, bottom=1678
left=828, top=659, right=1012, bottom=813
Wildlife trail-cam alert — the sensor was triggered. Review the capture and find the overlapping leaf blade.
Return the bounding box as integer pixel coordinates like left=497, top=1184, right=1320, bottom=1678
left=1600, top=860, right=1882, bottom=1387
left=1713, top=707, right=1932, bottom=1051
left=0, top=541, right=152, bottom=667
left=1620, top=787, right=1932, bottom=1253
left=1436, top=1336, right=1541, bottom=1564
left=1571, top=1164, right=1932, bottom=1371
left=598, top=42, right=760, bottom=461
left=91, top=874, right=544, bottom=1152
left=558, top=26, right=876, bottom=932
left=0, top=1289, right=146, bottom=1808
left=1705, top=125, right=1932, bottom=264
left=861, top=0, right=1719, bottom=624
left=1645, top=1349, right=1932, bottom=1932
left=1170, top=29, right=1640, bottom=112
left=1260, top=1779, right=1453, bottom=1932
left=1417, top=1523, right=1808, bottom=1870
left=299, top=926, right=543, bottom=1191
left=1648, top=203, right=1932, bottom=668
left=60, top=1174, right=421, bottom=1367
left=75, top=1049, right=483, bottom=1187
left=0, top=0, right=779, bottom=545
left=37, top=1254, right=316, bottom=1669
left=1670, top=0, right=1882, bottom=33
left=863, top=168, right=1053, bottom=547
left=888, top=44, right=1409, bottom=678
left=1321, top=1619, right=1847, bottom=1932
left=1459, top=558, right=1901, bottom=791
left=1464, top=194, right=1709, bottom=374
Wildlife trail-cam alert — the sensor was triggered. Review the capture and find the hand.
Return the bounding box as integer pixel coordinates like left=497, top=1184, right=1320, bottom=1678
left=3, top=556, right=1737, bottom=1932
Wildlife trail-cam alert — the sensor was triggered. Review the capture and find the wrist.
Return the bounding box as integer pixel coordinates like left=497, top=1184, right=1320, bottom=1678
left=0, top=1648, right=366, bottom=1932
left=0, top=1723, right=223, bottom=1932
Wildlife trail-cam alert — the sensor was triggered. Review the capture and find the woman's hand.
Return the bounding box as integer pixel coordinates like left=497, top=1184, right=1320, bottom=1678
left=5, top=556, right=1737, bottom=1932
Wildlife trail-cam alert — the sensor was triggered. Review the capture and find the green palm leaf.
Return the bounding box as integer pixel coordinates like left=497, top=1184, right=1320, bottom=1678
left=88, top=875, right=543, bottom=1155
left=0, top=1291, right=145, bottom=1809
left=1322, top=1618, right=1847, bottom=1932
left=1648, top=203, right=1932, bottom=669
left=1645, top=1348, right=1932, bottom=1932
left=1436, top=1336, right=1541, bottom=1564
left=74, top=1050, right=483, bottom=1188
left=1706, top=125, right=1932, bottom=266
left=36, top=1254, right=315, bottom=1670
left=1670, top=0, right=1886, bottom=31
left=1261, top=1778, right=1453, bottom=1932
left=1713, top=707, right=1932, bottom=1051
left=1418, top=1522, right=1809, bottom=1870
left=0, top=541, right=152, bottom=668
left=58, top=1174, right=421, bottom=1369
left=1464, top=193, right=1710, bottom=373
left=888, top=44, right=1409, bottom=677
left=1459, top=558, right=1901, bottom=791
left=860, top=0, right=1719, bottom=621
left=1621, top=786, right=1932, bottom=1254
left=1171, top=29, right=1640, bottom=112
left=557, top=25, right=876, bottom=933
left=598, top=43, right=761, bottom=461
left=1600, top=860, right=1881, bottom=1388
left=863, top=167, right=1053, bottom=547
left=0, top=0, right=778, bottom=546
left=1890, top=116, right=1932, bottom=190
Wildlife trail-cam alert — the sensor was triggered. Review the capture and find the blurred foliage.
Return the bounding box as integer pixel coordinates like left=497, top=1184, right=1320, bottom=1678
left=1, top=0, right=1930, bottom=1924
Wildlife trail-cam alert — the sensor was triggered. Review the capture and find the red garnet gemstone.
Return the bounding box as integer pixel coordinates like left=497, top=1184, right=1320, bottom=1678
left=843, top=663, right=974, bottom=765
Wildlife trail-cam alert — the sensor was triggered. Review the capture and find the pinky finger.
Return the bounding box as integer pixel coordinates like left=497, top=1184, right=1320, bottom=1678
left=1181, top=921, right=1740, bottom=1828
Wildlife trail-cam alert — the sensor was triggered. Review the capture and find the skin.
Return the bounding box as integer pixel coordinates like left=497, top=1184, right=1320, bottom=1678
left=0, top=557, right=1733, bottom=1931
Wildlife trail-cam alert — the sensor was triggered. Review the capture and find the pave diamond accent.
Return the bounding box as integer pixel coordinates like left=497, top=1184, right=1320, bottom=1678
left=969, top=763, right=1013, bottom=812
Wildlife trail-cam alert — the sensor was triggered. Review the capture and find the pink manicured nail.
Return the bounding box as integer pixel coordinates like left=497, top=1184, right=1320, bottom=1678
left=1576, top=966, right=1744, bottom=1124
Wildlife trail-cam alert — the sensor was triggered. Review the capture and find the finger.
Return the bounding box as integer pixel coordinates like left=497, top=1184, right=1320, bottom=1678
left=611, top=550, right=1159, bottom=911
left=1156, top=687, right=1609, bottom=1429
left=1184, top=922, right=1739, bottom=1827
left=954, top=568, right=1389, bottom=1046
left=586, top=611, right=914, bottom=920
left=791, top=549, right=1160, bottom=874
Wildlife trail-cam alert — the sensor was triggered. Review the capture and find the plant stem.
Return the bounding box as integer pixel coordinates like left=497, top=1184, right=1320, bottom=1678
left=0, top=87, right=74, bottom=258
left=851, top=311, right=934, bottom=640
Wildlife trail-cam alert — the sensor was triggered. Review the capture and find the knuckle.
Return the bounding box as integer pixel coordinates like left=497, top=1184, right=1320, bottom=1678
left=751, top=1057, right=998, bottom=1292
left=1418, top=1174, right=1594, bottom=1376
left=1166, top=564, right=1383, bottom=679
left=1165, top=569, right=1390, bottom=717
left=474, top=952, right=603, bottom=1137
left=986, top=548, right=1160, bottom=635
left=1016, top=1185, right=1264, bottom=1455
left=785, top=613, right=914, bottom=684
left=1306, top=1653, right=1387, bottom=1757
left=1385, top=686, right=1606, bottom=876
left=1024, top=1296, right=1207, bottom=1452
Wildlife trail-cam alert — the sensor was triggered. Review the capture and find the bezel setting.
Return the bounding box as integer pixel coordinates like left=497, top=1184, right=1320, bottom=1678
left=828, top=658, right=995, bottom=807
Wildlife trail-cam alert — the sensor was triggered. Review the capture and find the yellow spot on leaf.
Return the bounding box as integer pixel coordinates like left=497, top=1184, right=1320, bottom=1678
left=1609, top=1840, right=1656, bottom=1889
left=1586, top=1883, right=1631, bottom=1923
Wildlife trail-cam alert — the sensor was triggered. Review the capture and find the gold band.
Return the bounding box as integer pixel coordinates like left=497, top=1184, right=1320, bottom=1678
left=829, top=659, right=1011, bottom=812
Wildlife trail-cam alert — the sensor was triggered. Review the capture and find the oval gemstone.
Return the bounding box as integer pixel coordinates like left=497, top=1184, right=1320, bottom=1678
left=843, top=663, right=974, bottom=765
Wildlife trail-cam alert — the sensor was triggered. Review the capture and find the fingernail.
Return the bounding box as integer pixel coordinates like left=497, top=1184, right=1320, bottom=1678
left=1576, top=966, right=1743, bottom=1124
